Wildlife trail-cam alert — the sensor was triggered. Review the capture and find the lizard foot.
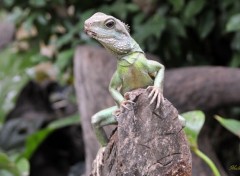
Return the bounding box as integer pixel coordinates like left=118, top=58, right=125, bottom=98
left=120, top=99, right=135, bottom=110
left=147, top=86, right=164, bottom=109
left=113, top=109, right=121, bottom=117
left=113, top=100, right=135, bottom=117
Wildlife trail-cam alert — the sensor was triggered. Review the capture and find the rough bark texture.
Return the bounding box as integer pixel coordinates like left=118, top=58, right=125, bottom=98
left=74, top=45, right=240, bottom=176
left=91, top=89, right=192, bottom=176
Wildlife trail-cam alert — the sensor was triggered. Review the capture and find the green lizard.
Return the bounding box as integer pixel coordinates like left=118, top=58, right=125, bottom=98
left=84, top=12, right=184, bottom=146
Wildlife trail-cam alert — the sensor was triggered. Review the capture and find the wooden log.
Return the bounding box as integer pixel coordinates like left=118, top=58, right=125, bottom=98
left=91, top=89, right=192, bottom=176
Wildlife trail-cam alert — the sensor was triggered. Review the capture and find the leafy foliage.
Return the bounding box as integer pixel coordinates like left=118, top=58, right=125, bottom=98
left=182, top=111, right=240, bottom=176
left=226, top=13, right=240, bottom=32
left=181, top=111, right=220, bottom=176
left=22, top=114, right=80, bottom=159
left=0, top=47, right=37, bottom=122
left=0, top=152, right=29, bottom=176
left=215, top=115, right=240, bottom=138
left=181, top=111, right=205, bottom=148
left=0, top=114, right=80, bottom=176
left=0, top=0, right=239, bottom=71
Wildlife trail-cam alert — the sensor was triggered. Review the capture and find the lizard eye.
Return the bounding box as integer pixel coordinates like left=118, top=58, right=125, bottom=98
left=105, top=19, right=115, bottom=29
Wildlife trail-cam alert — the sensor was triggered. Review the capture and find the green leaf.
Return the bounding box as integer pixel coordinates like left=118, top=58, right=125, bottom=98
left=181, top=110, right=205, bottom=148
left=133, top=12, right=166, bottom=48
left=215, top=115, right=240, bottom=138
left=55, top=49, right=74, bottom=72
left=181, top=111, right=221, bottom=175
left=167, top=17, right=186, bottom=37
left=30, top=54, right=49, bottom=64
left=37, top=14, right=48, bottom=25
left=29, top=0, right=46, bottom=7
left=22, top=13, right=38, bottom=32
left=98, top=2, right=138, bottom=19
left=168, top=0, right=184, bottom=13
left=229, top=53, right=240, bottom=67
left=126, top=3, right=139, bottom=12
left=3, top=0, right=15, bottom=7
left=197, top=11, right=215, bottom=39
left=231, top=32, right=240, bottom=51
left=0, top=153, right=20, bottom=176
left=56, top=20, right=82, bottom=49
left=0, top=47, right=36, bottom=122
left=23, top=128, right=52, bottom=159
left=47, top=114, right=80, bottom=130
left=7, top=7, right=29, bottom=25
left=23, top=114, right=80, bottom=159
left=184, top=0, right=206, bottom=20
left=56, top=33, right=74, bottom=49
left=15, top=158, right=29, bottom=175
left=226, top=13, right=240, bottom=32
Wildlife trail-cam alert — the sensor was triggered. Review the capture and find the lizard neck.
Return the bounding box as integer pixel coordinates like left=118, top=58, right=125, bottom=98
left=115, top=37, right=144, bottom=60
left=117, top=52, right=145, bottom=67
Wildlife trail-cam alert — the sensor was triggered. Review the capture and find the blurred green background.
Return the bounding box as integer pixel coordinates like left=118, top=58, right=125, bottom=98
left=0, top=0, right=240, bottom=122
left=0, top=0, right=240, bottom=175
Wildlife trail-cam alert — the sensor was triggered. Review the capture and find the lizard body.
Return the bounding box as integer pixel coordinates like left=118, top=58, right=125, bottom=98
left=84, top=12, right=183, bottom=146
left=112, top=52, right=161, bottom=104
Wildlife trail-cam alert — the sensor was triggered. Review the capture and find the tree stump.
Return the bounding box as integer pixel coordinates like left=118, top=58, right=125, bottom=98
left=91, top=89, right=192, bottom=176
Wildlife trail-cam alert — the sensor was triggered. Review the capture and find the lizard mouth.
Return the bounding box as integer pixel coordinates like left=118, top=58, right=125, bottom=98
left=84, top=28, right=97, bottom=38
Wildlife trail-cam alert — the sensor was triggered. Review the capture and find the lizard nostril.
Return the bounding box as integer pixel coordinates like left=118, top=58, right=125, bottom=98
left=84, top=20, right=92, bottom=26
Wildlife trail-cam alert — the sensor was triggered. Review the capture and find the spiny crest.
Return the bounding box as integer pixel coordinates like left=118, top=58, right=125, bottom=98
left=124, top=23, right=130, bottom=33
left=121, top=20, right=130, bottom=33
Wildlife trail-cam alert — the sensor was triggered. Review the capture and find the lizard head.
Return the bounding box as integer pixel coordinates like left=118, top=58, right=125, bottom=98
left=84, top=12, right=143, bottom=58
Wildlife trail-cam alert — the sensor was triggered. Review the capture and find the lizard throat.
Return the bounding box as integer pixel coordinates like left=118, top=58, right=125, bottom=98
left=117, top=53, right=142, bottom=67
left=104, top=40, right=144, bottom=60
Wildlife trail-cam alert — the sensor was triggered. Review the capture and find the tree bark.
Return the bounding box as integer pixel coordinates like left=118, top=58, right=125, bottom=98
left=91, top=89, right=192, bottom=176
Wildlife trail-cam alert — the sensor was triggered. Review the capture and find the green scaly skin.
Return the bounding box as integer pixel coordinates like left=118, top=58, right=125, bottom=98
left=84, top=12, right=184, bottom=146
left=110, top=52, right=164, bottom=106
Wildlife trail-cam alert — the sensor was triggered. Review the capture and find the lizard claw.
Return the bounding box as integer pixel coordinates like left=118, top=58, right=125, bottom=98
left=113, top=109, right=121, bottom=117
left=123, top=92, right=131, bottom=100
left=113, top=100, right=135, bottom=117
left=147, top=86, right=164, bottom=109
left=120, top=100, right=135, bottom=110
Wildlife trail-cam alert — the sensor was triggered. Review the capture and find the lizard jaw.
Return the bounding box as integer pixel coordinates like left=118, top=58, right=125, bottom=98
left=84, top=28, right=97, bottom=38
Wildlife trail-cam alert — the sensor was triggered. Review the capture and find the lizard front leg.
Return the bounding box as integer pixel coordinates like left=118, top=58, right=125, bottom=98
left=147, top=86, right=164, bottom=109
left=147, top=60, right=165, bottom=109
left=109, top=71, right=135, bottom=112
left=147, top=60, right=186, bottom=126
